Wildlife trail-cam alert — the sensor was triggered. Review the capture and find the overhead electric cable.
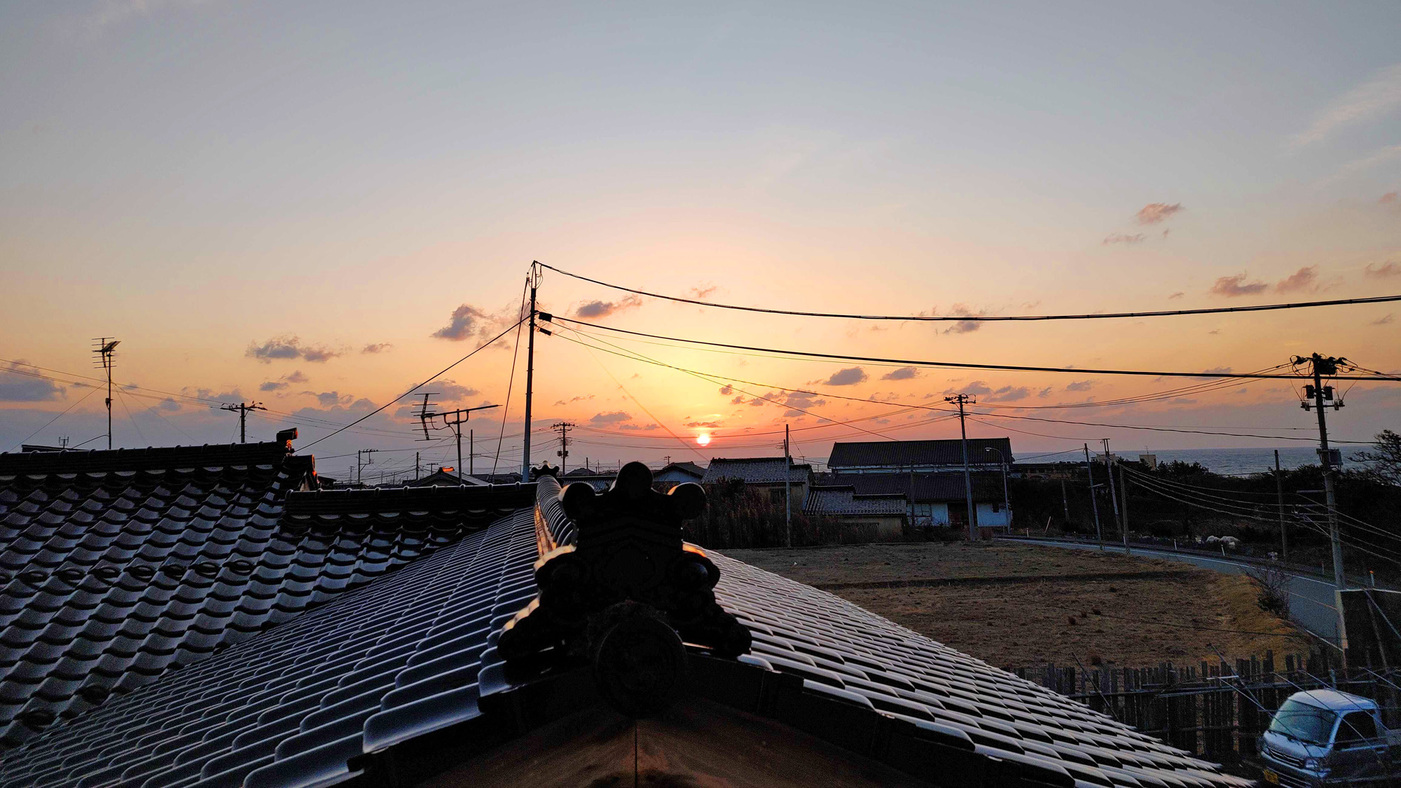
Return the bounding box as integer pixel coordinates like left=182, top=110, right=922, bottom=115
left=538, top=261, right=1401, bottom=323
left=301, top=315, right=526, bottom=451
left=7, top=386, right=100, bottom=451
left=553, top=325, right=1372, bottom=444
left=552, top=317, right=1401, bottom=381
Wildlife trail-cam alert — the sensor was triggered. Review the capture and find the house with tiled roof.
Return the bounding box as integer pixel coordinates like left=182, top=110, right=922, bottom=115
left=702, top=457, right=811, bottom=509
left=829, top=438, right=1014, bottom=474
left=839, top=472, right=1010, bottom=529
left=802, top=485, right=906, bottom=539
left=0, top=442, right=1252, bottom=787
left=653, top=460, right=705, bottom=489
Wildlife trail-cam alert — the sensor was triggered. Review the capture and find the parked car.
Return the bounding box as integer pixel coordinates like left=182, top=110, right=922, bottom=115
left=1258, top=689, right=1401, bottom=786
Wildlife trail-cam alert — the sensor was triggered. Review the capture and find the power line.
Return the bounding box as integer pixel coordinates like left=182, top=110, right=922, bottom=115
left=301, top=315, right=526, bottom=450
left=7, top=386, right=99, bottom=451
left=551, top=324, right=1375, bottom=444
left=538, top=261, right=1401, bottom=323
left=551, top=316, right=1401, bottom=381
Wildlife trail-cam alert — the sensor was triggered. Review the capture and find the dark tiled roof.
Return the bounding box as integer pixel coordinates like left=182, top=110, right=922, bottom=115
left=0, top=443, right=529, bottom=751
left=829, top=438, right=1014, bottom=469
left=841, top=472, right=1000, bottom=502
left=701, top=458, right=810, bottom=485
left=402, top=470, right=486, bottom=487
left=803, top=486, right=906, bottom=517
left=656, top=461, right=705, bottom=479
left=1, top=474, right=1248, bottom=787
left=0, top=506, right=539, bottom=788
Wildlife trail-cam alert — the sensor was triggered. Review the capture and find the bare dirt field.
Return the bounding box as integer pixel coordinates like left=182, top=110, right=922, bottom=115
left=724, top=541, right=1310, bottom=670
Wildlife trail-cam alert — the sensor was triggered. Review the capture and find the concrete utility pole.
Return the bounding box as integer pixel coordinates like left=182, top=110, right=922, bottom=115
left=522, top=263, right=541, bottom=478
left=1083, top=443, right=1103, bottom=549
left=552, top=422, right=575, bottom=473
left=984, top=446, right=1010, bottom=528
left=945, top=394, right=979, bottom=541
left=356, top=449, right=378, bottom=485
left=1295, top=352, right=1348, bottom=650
left=1101, top=438, right=1126, bottom=554
left=1275, top=449, right=1288, bottom=560
left=220, top=402, right=266, bottom=444
left=784, top=423, right=792, bottom=548
left=1118, top=462, right=1130, bottom=554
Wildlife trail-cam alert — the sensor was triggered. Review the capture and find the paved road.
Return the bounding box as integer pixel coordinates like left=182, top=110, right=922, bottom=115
left=998, top=536, right=1343, bottom=643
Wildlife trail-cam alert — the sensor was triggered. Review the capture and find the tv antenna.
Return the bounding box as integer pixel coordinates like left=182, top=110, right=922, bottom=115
left=417, top=397, right=500, bottom=482
left=92, top=338, right=120, bottom=450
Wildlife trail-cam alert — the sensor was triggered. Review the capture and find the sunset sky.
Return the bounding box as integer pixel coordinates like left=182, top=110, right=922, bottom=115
left=2, top=1, right=1399, bottom=481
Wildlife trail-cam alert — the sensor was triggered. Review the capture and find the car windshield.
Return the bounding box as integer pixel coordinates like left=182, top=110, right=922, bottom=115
left=1269, top=698, right=1338, bottom=745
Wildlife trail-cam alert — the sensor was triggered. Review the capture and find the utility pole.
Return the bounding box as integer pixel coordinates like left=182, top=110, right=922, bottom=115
left=1060, top=478, right=1070, bottom=525
left=1083, top=443, right=1103, bottom=549
left=784, top=423, right=792, bottom=548
left=93, top=338, right=120, bottom=450
left=1275, top=449, right=1288, bottom=560
left=418, top=397, right=499, bottom=482
left=945, top=394, right=979, bottom=541
left=219, top=402, right=266, bottom=444
left=522, top=263, right=541, bottom=478
left=1118, top=461, right=1131, bottom=555
left=1295, top=352, right=1348, bottom=650
left=415, top=451, right=421, bottom=480
left=356, top=449, right=378, bottom=485
left=552, top=422, right=576, bottom=473
left=1101, top=439, right=1125, bottom=554
left=984, top=446, right=1010, bottom=528
left=469, top=430, right=474, bottom=476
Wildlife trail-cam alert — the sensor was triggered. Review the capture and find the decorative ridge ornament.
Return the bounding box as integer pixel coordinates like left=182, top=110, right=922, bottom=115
left=498, top=462, right=751, bottom=716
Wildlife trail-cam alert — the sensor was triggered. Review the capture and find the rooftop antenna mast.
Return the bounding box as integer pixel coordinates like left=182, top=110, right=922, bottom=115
left=92, top=338, right=120, bottom=450
left=418, top=397, right=500, bottom=482
left=219, top=402, right=266, bottom=443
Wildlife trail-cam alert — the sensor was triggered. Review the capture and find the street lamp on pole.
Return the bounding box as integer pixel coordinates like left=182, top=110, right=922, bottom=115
left=984, top=447, right=1010, bottom=528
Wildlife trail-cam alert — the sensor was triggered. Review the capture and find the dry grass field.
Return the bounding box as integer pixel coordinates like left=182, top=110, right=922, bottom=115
left=724, top=541, right=1310, bottom=670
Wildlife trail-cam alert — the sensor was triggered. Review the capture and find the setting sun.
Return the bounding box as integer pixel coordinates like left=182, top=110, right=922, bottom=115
left=695, top=434, right=712, bottom=447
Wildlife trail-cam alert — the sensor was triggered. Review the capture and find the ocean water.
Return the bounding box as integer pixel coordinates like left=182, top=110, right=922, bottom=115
left=1133, top=446, right=1342, bottom=476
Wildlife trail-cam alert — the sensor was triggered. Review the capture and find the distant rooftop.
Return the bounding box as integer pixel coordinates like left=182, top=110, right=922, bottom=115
left=829, top=438, right=1013, bottom=470
left=803, top=486, right=906, bottom=517
left=701, top=457, right=810, bottom=485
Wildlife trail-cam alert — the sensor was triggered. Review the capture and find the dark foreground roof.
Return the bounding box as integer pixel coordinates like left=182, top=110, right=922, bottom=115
left=0, top=474, right=1248, bottom=788
left=0, top=442, right=530, bottom=751
left=830, top=438, right=1014, bottom=469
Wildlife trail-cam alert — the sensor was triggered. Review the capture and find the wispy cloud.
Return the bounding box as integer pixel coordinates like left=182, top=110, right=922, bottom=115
left=1168, top=292, right=1184, bottom=300
left=1373, top=314, right=1395, bottom=326
left=1103, top=233, right=1146, bottom=245
left=574, top=295, right=642, bottom=319
left=881, top=366, right=920, bottom=381
left=246, top=337, right=340, bottom=363
left=0, top=361, right=65, bottom=402
left=589, top=411, right=632, bottom=425
left=1065, top=380, right=1094, bottom=392
left=1291, top=63, right=1401, bottom=147
left=1209, top=273, right=1268, bottom=298
left=61, top=0, right=214, bottom=38
left=1339, top=144, right=1401, bottom=174
left=1381, top=192, right=1398, bottom=204
left=814, top=367, right=868, bottom=386
left=1136, top=203, right=1183, bottom=225
left=943, top=304, right=985, bottom=334
left=1275, top=266, right=1318, bottom=293
left=1365, top=261, right=1400, bottom=278
left=361, top=343, right=392, bottom=354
